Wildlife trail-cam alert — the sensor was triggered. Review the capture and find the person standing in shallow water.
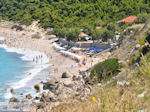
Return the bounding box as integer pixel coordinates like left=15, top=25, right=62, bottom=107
left=33, top=58, right=35, bottom=63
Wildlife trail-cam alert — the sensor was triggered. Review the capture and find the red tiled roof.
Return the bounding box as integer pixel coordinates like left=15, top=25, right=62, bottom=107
left=116, top=16, right=138, bottom=23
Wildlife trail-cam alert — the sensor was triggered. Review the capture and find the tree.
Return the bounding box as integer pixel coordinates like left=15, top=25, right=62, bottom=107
left=136, top=13, right=150, bottom=23
left=66, top=28, right=81, bottom=41
left=101, top=29, right=115, bottom=41
left=93, top=28, right=115, bottom=41
left=0, top=0, right=150, bottom=28
left=107, top=22, right=119, bottom=32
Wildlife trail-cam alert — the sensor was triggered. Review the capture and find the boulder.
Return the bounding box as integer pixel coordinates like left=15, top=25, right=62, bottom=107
left=117, top=80, right=130, bottom=87
left=72, top=75, right=81, bottom=81
left=61, top=72, right=70, bottom=78
left=136, top=44, right=141, bottom=49
left=9, top=97, right=19, bottom=103
left=21, top=99, right=29, bottom=104
left=35, top=96, right=40, bottom=100
left=26, top=94, right=33, bottom=99
left=64, top=82, right=74, bottom=88
left=137, top=91, right=147, bottom=98
left=43, top=81, right=59, bottom=93
left=97, top=83, right=102, bottom=87
left=36, top=103, right=45, bottom=109
left=41, top=96, right=56, bottom=102
left=40, top=93, right=56, bottom=102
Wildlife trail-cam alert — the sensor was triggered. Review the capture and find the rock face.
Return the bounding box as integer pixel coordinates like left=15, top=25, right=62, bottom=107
left=61, top=72, right=70, bottom=78
left=63, top=82, right=74, bottom=88
left=72, top=75, right=81, bottom=81
left=9, top=97, right=19, bottom=103
left=21, top=99, right=29, bottom=103
left=43, top=81, right=59, bottom=93
left=36, top=70, right=93, bottom=111
left=40, top=92, right=56, bottom=103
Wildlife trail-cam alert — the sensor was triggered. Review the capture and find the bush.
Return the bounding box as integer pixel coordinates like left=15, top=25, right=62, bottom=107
left=107, top=22, right=119, bottom=32
left=46, top=31, right=54, bottom=35
left=136, top=13, right=150, bottom=24
left=101, top=29, right=115, bottom=41
left=128, top=55, right=140, bottom=66
left=90, top=58, right=122, bottom=83
left=138, top=33, right=149, bottom=46
left=139, top=39, right=146, bottom=46
left=32, top=34, right=41, bottom=39
left=141, top=45, right=150, bottom=55
left=66, top=28, right=80, bottom=41
left=93, top=28, right=115, bottom=41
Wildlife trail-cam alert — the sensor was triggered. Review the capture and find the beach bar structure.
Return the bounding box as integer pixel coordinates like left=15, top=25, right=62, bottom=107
left=78, top=32, right=89, bottom=41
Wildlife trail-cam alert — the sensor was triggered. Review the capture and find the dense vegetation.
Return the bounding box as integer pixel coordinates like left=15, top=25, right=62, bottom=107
left=0, top=0, right=150, bottom=29
left=90, top=58, right=122, bottom=82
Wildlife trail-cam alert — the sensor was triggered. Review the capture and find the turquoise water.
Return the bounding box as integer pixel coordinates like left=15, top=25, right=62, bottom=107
left=0, top=48, right=30, bottom=102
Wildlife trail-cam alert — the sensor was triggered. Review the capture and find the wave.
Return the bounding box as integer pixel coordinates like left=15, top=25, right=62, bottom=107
left=0, top=44, right=50, bottom=100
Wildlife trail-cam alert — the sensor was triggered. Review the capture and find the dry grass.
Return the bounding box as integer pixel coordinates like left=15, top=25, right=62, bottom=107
left=50, top=60, right=150, bottom=112
left=50, top=77, right=150, bottom=112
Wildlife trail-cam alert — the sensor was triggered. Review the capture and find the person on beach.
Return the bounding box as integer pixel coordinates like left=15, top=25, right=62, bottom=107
left=36, top=56, right=38, bottom=64
left=36, top=56, right=38, bottom=60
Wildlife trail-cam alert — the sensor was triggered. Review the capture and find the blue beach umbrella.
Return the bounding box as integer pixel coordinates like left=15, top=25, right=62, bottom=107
left=90, top=47, right=103, bottom=51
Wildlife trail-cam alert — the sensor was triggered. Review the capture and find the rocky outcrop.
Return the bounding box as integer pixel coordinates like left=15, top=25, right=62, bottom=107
left=61, top=72, right=70, bottom=78
left=33, top=70, right=93, bottom=110
left=40, top=92, right=56, bottom=103
left=26, top=94, right=33, bottom=99
left=43, top=80, right=59, bottom=94
left=9, top=97, right=19, bottom=103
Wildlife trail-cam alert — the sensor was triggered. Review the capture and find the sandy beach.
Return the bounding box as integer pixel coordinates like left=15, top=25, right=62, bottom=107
left=0, top=21, right=111, bottom=110
left=0, top=21, right=110, bottom=80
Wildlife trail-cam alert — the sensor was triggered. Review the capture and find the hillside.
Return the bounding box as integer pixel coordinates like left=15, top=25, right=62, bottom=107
left=50, top=22, right=150, bottom=112
left=1, top=0, right=150, bottom=111
left=0, top=0, right=150, bottom=28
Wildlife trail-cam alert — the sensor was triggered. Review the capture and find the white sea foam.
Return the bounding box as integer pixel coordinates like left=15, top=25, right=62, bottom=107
left=0, top=44, right=50, bottom=100
left=0, top=36, right=5, bottom=41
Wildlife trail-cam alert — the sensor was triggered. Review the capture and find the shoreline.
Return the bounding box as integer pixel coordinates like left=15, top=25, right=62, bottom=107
left=0, top=44, right=51, bottom=101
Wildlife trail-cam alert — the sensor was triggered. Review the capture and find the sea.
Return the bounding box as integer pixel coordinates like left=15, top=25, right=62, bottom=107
left=0, top=44, right=50, bottom=103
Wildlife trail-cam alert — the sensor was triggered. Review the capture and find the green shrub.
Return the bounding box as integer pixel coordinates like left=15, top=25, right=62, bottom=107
left=90, top=58, right=122, bottom=83
left=141, top=45, right=150, bottom=55
left=128, top=55, right=140, bottom=66
left=139, top=39, right=146, bottom=46
left=93, top=28, right=115, bottom=41
left=136, top=13, right=150, bottom=24
left=107, top=22, right=119, bottom=32
left=46, top=31, right=54, bottom=35
left=32, top=35, right=41, bottom=39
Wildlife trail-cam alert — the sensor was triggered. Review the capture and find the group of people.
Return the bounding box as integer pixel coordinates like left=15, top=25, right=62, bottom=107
left=33, top=55, right=44, bottom=64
